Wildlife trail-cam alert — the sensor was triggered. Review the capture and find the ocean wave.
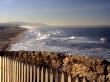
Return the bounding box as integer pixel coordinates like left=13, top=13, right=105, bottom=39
left=10, top=27, right=101, bottom=50
left=9, top=27, right=110, bottom=61
left=19, top=26, right=38, bottom=29
left=36, top=32, right=50, bottom=40
left=48, top=30, right=64, bottom=35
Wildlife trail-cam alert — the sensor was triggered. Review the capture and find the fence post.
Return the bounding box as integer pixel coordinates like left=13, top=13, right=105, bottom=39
left=61, top=72, right=64, bottom=82
left=33, top=65, right=36, bottom=82
left=16, top=61, right=19, bottom=82
left=30, top=65, right=32, bottom=82
left=12, top=59, right=15, bottom=82
left=68, top=74, right=71, bottom=82
left=23, top=64, right=26, bottom=82
left=2, top=57, right=4, bottom=82
left=82, top=77, right=86, bottom=82
left=26, top=64, right=29, bottom=82
left=1, top=57, right=3, bottom=82
left=14, top=60, right=17, bottom=82
left=45, top=68, right=48, bottom=82
left=55, top=72, right=58, bottom=82
left=37, top=67, right=40, bottom=82
left=75, top=77, right=79, bottom=82
left=0, top=56, right=1, bottom=82
left=21, top=63, right=24, bottom=82
left=50, top=70, right=53, bottom=82
left=41, top=67, right=44, bottom=82
left=9, top=58, right=11, bottom=82
left=4, top=57, right=7, bottom=82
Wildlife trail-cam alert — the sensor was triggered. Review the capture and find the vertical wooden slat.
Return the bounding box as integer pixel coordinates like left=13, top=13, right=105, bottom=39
left=37, top=67, right=40, bottom=82
left=3, top=57, right=5, bottom=82
left=14, top=60, right=15, bottom=82
left=10, top=59, right=12, bottom=82
left=27, top=64, right=29, bottom=82
left=61, top=72, right=64, bottom=82
left=14, top=60, right=16, bottom=82
left=18, top=61, right=21, bottom=82
left=30, top=65, right=32, bottom=82
left=7, top=58, right=9, bottom=82
left=0, top=56, right=1, bottom=82
left=45, top=68, right=48, bottom=82
left=6, top=57, right=8, bottom=82
left=21, top=63, right=24, bottom=82
left=10, top=59, right=11, bottom=82
left=33, top=65, right=36, bottom=82
left=0, top=56, right=2, bottom=82
left=4, top=57, right=7, bottom=82
left=82, top=77, right=86, bottom=82
left=55, top=72, right=58, bottom=82
left=50, top=70, right=53, bottom=82
left=41, top=67, right=44, bottom=82
left=8, top=59, right=11, bottom=82
left=75, top=77, right=79, bottom=82
left=14, top=60, right=17, bottom=82
left=2, top=57, right=3, bottom=82
left=24, top=64, right=26, bottom=82
left=68, top=74, right=71, bottom=82
left=16, top=61, right=19, bottom=82
left=12, top=59, right=13, bottom=82
left=11, top=59, right=13, bottom=82
left=12, top=60, right=15, bottom=82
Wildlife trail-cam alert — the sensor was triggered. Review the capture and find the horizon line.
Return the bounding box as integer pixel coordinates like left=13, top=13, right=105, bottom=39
left=0, top=21, right=110, bottom=27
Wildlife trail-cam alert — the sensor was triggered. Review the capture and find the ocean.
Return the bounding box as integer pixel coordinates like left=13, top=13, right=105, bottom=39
left=10, top=26, right=110, bottom=61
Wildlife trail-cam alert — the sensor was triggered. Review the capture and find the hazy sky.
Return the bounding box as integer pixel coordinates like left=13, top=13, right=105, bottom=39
left=0, top=0, right=110, bottom=26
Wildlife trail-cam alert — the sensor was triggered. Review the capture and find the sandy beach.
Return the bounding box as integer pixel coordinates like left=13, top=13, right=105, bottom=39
left=0, top=27, right=26, bottom=51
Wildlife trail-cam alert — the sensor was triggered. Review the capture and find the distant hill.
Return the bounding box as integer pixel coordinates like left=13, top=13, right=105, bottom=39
left=0, top=23, right=19, bottom=28
left=0, top=24, right=19, bottom=30
left=0, top=22, right=48, bottom=27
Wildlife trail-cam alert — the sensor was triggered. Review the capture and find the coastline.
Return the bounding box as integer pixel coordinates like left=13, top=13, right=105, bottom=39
left=6, top=28, right=27, bottom=51
left=0, top=26, right=110, bottom=81
left=0, top=27, right=27, bottom=51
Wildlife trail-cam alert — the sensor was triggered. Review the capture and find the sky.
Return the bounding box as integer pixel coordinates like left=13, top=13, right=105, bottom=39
left=0, top=0, right=110, bottom=26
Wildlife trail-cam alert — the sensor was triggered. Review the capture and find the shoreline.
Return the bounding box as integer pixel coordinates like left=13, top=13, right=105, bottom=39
left=6, top=28, right=27, bottom=51
left=0, top=27, right=27, bottom=51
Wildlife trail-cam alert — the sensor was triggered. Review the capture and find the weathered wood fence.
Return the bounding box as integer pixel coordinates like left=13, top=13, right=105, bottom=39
left=0, top=56, right=101, bottom=82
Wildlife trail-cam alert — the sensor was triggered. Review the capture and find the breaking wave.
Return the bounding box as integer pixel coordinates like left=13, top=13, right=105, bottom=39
left=10, top=26, right=110, bottom=61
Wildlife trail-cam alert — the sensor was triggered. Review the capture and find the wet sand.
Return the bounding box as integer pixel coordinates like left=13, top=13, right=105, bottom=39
left=0, top=27, right=26, bottom=51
